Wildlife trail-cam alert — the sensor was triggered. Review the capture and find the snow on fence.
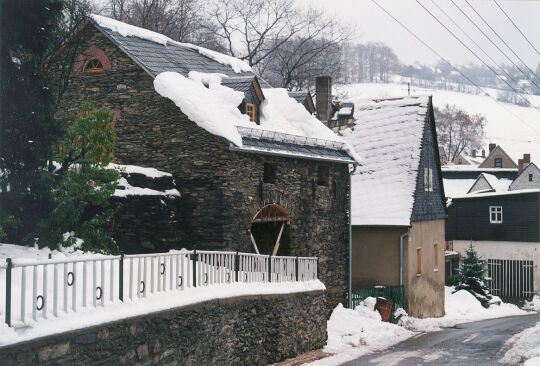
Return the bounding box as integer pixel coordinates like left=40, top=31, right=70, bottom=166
left=1, top=250, right=318, bottom=327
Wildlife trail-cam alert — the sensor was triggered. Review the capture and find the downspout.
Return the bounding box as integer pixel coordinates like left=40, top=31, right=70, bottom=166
left=348, top=163, right=358, bottom=308
left=399, top=230, right=409, bottom=286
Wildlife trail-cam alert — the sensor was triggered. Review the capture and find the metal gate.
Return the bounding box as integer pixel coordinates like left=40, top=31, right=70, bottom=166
left=487, top=259, right=534, bottom=298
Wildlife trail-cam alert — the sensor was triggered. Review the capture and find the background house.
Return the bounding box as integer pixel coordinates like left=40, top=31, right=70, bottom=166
left=48, top=15, right=357, bottom=312
left=340, top=95, right=447, bottom=319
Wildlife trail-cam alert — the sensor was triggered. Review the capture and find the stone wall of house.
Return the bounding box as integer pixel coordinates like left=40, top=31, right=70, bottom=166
left=0, top=290, right=327, bottom=366
left=47, top=23, right=350, bottom=312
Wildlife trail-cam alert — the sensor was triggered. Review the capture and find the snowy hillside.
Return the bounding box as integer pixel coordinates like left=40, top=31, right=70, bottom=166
left=337, top=83, right=540, bottom=163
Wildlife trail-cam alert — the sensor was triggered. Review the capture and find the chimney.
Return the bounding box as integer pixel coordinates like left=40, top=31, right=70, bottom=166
left=481, top=149, right=486, bottom=158
left=472, top=150, right=477, bottom=158
left=519, top=153, right=531, bottom=173
left=316, top=76, right=332, bottom=124
left=489, top=143, right=496, bottom=153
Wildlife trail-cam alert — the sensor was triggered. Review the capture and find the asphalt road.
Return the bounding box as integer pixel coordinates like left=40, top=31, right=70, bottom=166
left=342, top=313, right=540, bottom=366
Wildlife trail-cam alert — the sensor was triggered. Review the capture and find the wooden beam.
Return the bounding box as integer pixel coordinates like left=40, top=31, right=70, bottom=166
left=250, top=231, right=260, bottom=254
left=271, top=222, right=286, bottom=256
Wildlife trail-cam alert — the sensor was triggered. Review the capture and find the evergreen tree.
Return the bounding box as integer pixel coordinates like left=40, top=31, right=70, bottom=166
left=455, top=244, right=493, bottom=308
left=0, top=0, right=65, bottom=241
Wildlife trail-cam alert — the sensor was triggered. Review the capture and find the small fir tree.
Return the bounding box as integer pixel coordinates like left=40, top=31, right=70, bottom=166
left=455, top=244, right=493, bottom=308
left=35, top=103, right=120, bottom=253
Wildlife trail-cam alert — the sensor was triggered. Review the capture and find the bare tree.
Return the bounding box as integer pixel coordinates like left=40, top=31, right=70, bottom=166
left=435, top=105, right=486, bottom=164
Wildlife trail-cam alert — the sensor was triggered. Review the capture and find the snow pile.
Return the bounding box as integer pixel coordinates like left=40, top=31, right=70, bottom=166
left=114, top=177, right=180, bottom=197
left=500, top=321, right=540, bottom=365
left=308, top=300, right=414, bottom=365
left=524, top=295, right=540, bottom=312
left=154, top=71, right=248, bottom=147
left=341, top=96, right=429, bottom=226
left=90, top=14, right=252, bottom=74
left=109, top=163, right=172, bottom=178
left=399, top=287, right=527, bottom=332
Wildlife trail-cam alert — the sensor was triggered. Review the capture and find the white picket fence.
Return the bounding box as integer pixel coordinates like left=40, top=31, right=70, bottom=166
left=1, top=250, right=318, bottom=327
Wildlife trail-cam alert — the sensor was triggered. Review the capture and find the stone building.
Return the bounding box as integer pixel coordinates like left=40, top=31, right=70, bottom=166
left=47, top=15, right=357, bottom=310
left=340, top=96, right=447, bottom=318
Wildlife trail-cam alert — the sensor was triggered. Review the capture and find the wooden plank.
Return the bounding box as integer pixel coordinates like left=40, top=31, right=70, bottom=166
left=272, top=223, right=286, bottom=256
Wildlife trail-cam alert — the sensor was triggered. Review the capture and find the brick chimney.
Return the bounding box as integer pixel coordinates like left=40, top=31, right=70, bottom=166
left=489, top=143, right=496, bottom=153
left=481, top=149, right=486, bottom=158
left=316, top=76, right=332, bottom=124
left=519, top=153, right=531, bottom=173
left=471, top=150, right=477, bottom=158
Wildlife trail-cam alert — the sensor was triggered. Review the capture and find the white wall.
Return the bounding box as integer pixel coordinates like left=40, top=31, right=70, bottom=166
left=453, top=240, right=540, bottom=295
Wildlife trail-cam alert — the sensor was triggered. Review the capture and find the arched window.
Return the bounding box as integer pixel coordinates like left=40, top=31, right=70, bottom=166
left=84, top=59, right=104, bottom=73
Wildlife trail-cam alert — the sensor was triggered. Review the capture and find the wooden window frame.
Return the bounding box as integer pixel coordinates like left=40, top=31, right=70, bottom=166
left=416, top=248, right=422, bottom=276
left=489, top=206, right=503, bottom=224
left=529, top=173, right=533, bottom=182
left=494, top=158, right=503, bottom=168
left=424, top=167, right=433, bottom=192
left=84, top=58, right=104, bottom=73
left=246, top=103, right=257, bottom=123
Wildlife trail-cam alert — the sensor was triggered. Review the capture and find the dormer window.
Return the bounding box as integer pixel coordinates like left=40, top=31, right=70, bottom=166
left=246, top=103, right=257, bottom=123
left=84, top=59, right=104, bottom=73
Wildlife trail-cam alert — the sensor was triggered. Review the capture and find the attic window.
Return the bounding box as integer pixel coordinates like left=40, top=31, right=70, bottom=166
left=424, top=168, right=433, bottom=192
left=246, top=103, right=257, bottom=123
left=529, top=173, right=533, bottom=182
left=494, top=158, right=502, bottom=168
left=263, top=163, right=276, bottom=183
left=84, top=59, right=104, bottom=73
left=317, top=166, right=330, bottom=186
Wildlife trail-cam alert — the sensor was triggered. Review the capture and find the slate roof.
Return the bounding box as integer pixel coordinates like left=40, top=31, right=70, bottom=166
left=342, top=96, right=431, bottom=226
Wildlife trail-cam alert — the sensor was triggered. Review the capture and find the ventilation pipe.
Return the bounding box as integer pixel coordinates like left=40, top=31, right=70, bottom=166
left=399, top=231, right=409, bottom=286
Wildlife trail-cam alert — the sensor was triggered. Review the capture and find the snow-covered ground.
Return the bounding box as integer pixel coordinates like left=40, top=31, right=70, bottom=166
left=524, top=295, right=540, bottom=312
left=500, top=321, right=540, bottom=365
left=308, top=287, right=529, bottom=366
left=337, top=83, right=540, bottom=163
left=0, top=243, right=324, bottom=347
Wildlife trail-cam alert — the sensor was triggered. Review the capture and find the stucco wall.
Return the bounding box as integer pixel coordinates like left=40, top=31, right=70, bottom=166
left=0, top=291, right=326, bottom=366
left=351, top=226, right=405, bottom=288
left=405, top=219, right=445, bottom=318
left=453, top=239, right=540, bottom=295
left=48, top=24, right=350, bottom=312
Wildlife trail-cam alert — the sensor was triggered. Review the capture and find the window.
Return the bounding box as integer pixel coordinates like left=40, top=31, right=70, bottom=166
left=424, top=167, right=433, bottom=192
left=489, top=206, right=503, bottom=224
left=246, top=103, right=257, bottom=123
left=529, top=173, right=533, bottom=182
left=263, top=163, right=276, bottom=183
left=416, top=248, right=422, bottom=276
left=317, top=166, right=330, bottom=186
left=84, top=58, right=104, bottom=73
left=494, top=158, right=502, bottom=168
left=458, top=158, right=462, bottom=164
left=433, top=243, right=439, bottom=270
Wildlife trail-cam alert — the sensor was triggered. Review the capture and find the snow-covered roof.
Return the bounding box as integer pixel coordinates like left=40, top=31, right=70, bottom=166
left=88, top=15, right=356, bottom=163
left=451, top=188, right=540, bottom=200
left=443, top=178, right=478, bottom=198
left=342, top=96, right=431, bottom=226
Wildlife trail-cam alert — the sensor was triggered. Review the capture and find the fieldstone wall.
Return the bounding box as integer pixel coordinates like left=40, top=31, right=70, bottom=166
left=0, top=290, right=327, bottom=366
left=47, top=23, right=350, bottom=312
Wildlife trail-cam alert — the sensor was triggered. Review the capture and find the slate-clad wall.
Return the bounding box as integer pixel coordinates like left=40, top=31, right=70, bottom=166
left=411, top=112, right=446, bottom=222
left=48, top=24, right=350, bottom=312
left=0, top=291, right=327, bottom=366
left=446, top=193, right=540, bottom=242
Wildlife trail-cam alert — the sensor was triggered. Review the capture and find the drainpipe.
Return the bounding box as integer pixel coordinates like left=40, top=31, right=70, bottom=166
left=399, top=230, right=409, bottom=286
left=348, top=163, right=358, bottom=308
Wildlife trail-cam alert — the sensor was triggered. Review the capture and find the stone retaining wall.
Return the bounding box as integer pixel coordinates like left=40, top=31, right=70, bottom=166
left=0, top=290, right=326, bottom=366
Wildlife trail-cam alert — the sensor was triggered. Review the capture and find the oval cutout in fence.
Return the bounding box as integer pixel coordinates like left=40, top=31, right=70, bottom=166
left=36, top=295, right=44, bottom=311
left=204, top=273, right=208, bottom=284
left=226, top=272, right=231, bottom=283
left=96, top=286, right=102, bottom=300
left=160, top=263, right=165, bottom=275
left=67, top=271, right=74, bottom=286
left=139, top=281, right=145, bottom=293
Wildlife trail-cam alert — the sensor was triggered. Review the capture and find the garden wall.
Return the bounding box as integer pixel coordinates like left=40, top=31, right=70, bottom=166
left=0, top=290, right=326, bottom=366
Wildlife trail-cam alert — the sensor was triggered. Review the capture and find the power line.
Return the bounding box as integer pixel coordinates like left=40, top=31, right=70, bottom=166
left=464, top=0, right=540, bottom=83
left=429, top=0, right=525, bottom=92
left=416, top=0, right=539, bottom=106
left=369, top=0, right=540, bottom=135
left=494, top=0, right=540, bottom=58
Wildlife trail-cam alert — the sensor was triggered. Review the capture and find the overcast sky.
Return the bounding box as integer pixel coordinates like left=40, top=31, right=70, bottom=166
left=303, top=0, right=540, bottom=68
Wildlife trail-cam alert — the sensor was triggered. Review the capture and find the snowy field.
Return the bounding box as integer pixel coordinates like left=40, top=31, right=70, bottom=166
left=308, top=287, right=530, bottom=366
left=337, top=83, right=540, bottom=163
left=0, top=243, right=323, bottom=347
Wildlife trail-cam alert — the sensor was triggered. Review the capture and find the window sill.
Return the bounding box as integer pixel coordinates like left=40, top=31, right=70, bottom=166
left=416, top=273, right=422, bottom=277
left=433, top=268, right=439, bottom=272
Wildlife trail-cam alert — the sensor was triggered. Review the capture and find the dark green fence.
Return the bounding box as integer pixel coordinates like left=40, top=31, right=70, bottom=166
left=351, top=285, right=406, bottom=315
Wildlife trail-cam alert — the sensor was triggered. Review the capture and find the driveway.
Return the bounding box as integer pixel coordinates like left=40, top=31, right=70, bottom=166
left=342, top=313, right=540, bottom=366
